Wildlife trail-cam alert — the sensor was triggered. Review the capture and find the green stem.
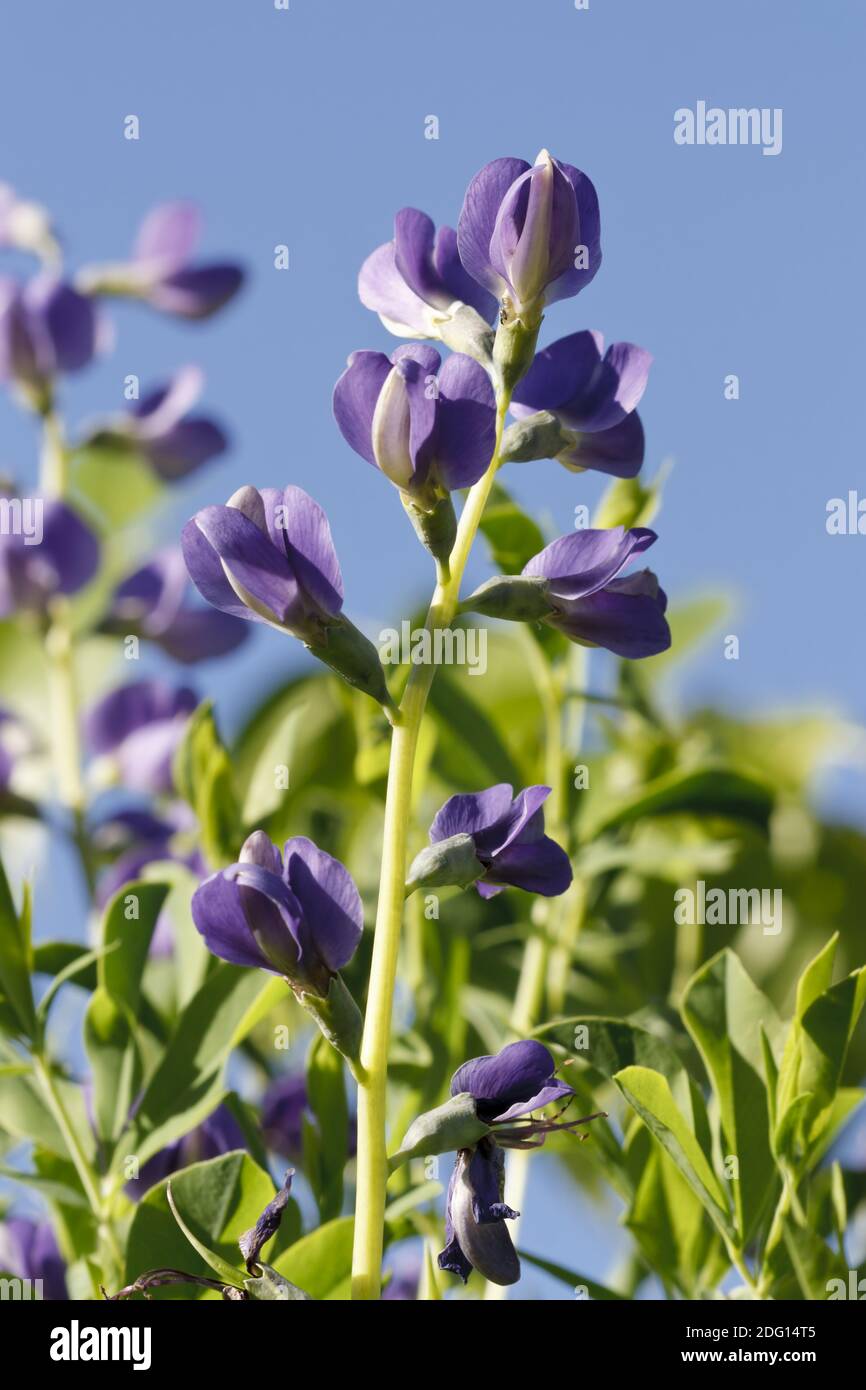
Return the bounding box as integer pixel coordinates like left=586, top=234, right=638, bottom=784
left=350, top=396, right=509, bottom=1300
left=39, top=406, right=69, bottom=497
left=33, top=1052, right=123, bottom=1273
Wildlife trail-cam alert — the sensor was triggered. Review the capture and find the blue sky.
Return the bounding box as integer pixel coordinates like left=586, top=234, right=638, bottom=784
left=2, top=1, right=864, bottom=804
left=1, top=0, right=864, bottom=1296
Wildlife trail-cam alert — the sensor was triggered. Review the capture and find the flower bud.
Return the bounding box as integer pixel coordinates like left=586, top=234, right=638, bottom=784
left=401, top=492, right=457, bottom=575
left=458, top=574, right=552, bottom=623
left=390, top=1092, right=490, bottom=1169
left=405, top=832, right=483, bottom=892
left=499, top=411, right=573, bottom=465
left=306, top=614, right=396, bottom=714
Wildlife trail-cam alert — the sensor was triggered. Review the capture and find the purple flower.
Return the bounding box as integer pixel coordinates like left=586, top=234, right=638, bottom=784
left=438, top=1040, right=602, bottom=1286
left=457, top=150, right=601, bottom=319
left=79, top=202, right=244, bottom=320
left=239, top=1170, right=295, bottom=1273
left=0, top=497, right=99, bottom=616
left=522, top=526, right=671, bottom=658
left=92, top=804, right=204, bottom=955
left=182, top=485, right=343, bottom=639
left=192, top=829, right=363, bottom=1000
left=0, top=1218, right=67, bottom=1299
left=88, top=366, right=228, bottom=481
left=84, top=679, right=197, bottom=795
left=0, top=274, right=102, bottom=391
left=105, top=548, right=248, bottom=663
left=262, top=1073, right=358, bottom=1163
left=182, top=484, right=393, bottom=707
left=333, top=344, right=495, bottom=504
left=359, top=206, right=496, bottom=340
left=508, top=330, right=652, bottom=478
left=261, top=1074, right=309, bottom=1162
left=125, top=1103, right=248, bottom=1200
left=409, top=783, right=572, bottom=899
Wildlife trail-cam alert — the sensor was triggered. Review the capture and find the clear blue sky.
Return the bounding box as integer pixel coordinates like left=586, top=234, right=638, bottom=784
left=1, top=0, right=864, bottom=1295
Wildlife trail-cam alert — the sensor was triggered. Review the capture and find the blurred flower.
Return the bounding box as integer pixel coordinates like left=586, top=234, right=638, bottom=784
left=261, top=1074, right=308, bottom=1161
left=359, top=206, right=496, bottom=347
left=84, top=679, right=197, bottom=795
left=333, top=344, right=496, bottom=523
left=86, top=366, right=228, bottom=481
left=457, top=150, right=601, bottom=320
left=436, top=1040, right=600, bottom=1286
left=192, top=830, right=363, bottom=1000
left=407, top=783, right=572, bottom=899
left=0, top=274, right=102, bottom=395
left=0, top=183, right=58, bottom=261
left=0, top=1218, right=67, bottom=1299
left=104, top=548, right=248, bottom=662
left=91, top=804, right=204, bottom=954
left=382, top=1252, right=422, bottom=1300
left=182, top=484, right=393, bottom=709
left=262, top=1072, right=357, bottom=1162
left=125, top=1103, right=248, bottom=1200
left=0, top=497, right=99, bottom=615
left=522, top=526, right=670, bottom=658
left=507, top=330, right=652, bottom=478
left=78, top=202, right=244, bottom=320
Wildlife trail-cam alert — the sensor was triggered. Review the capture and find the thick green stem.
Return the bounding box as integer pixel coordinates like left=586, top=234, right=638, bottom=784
left=350, top=397, right=509, bottom=1300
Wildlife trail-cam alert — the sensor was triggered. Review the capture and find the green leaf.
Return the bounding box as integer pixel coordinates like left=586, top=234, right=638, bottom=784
left=614, top=1065, right=735, bottom=1241
left=70, top=439, right=163, bottom=528
left=83, top=987, right=140, bottom=1144
left=303, top=1034, right=349, bottom=1222
left=427, top=666, right=522, bottom=790
left=682, top=950, right=783, bottom=1243
left=776, top=942, right=866, bottom=1163
left=0, top=856, right=35, bottom=1039
left=593, top=464, right=669, bottom=531
left=100, top=879, right=169, bottom=1010
left=0, top=1069, right=67, bottom=1154
left=582, top=763, right=775, bottom=840
left=519, top=1249, right=627, bottom=1300
left=125, top=1151, right=277, bottom=1299
left=477, top=483, right=546, bottom=573
left=166, top=1182, right=246, bottom=1286
left=271, top=1216, right=354, bottom=1300
left=172, top=700, right=240, bottom=867
left=115, top=966, right=276, bottom=1171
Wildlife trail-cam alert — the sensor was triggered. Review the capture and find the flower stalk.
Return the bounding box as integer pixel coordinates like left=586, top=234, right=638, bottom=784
left=350, top=392, right=510, bottom=1300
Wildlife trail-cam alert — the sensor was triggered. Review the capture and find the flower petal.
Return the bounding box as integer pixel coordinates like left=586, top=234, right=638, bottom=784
left=544, top=161, right=602, bottom=304
left=558, top=411, right=645, bottom=478
left=522, top=526, right=656, bottom=599
left=261, top=486, right=343, bottom=617
left=191, top=869, right=273, bottom=971
left=358, top=240, right=431, bottom=336
left=511, top=330, right=604, bottom=415
left=429, top=784, right=515, bottom=845
left=182, top=517, right=260, bottom=623
left=152, top=264, right=244, bottom=319
left=191, top=504, right=300, bottom=625
left=282, top=836, right=363, bottom=973
left=433, top=353, right=497, bottom=490
left=451, top=1039, right=561, bottom=1116
left=551, top=570, right=671, bottom=658
left=482, top=835, right=573, bottom=899
left=134, top=202, right=202, bottom=269
left=457, top=157, right=530, bottom=300
left=332, top=350, right=392, bottom=466
left=393, top=208, right=450, bottom=309
left=432, top=225, right=497, bottom=321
